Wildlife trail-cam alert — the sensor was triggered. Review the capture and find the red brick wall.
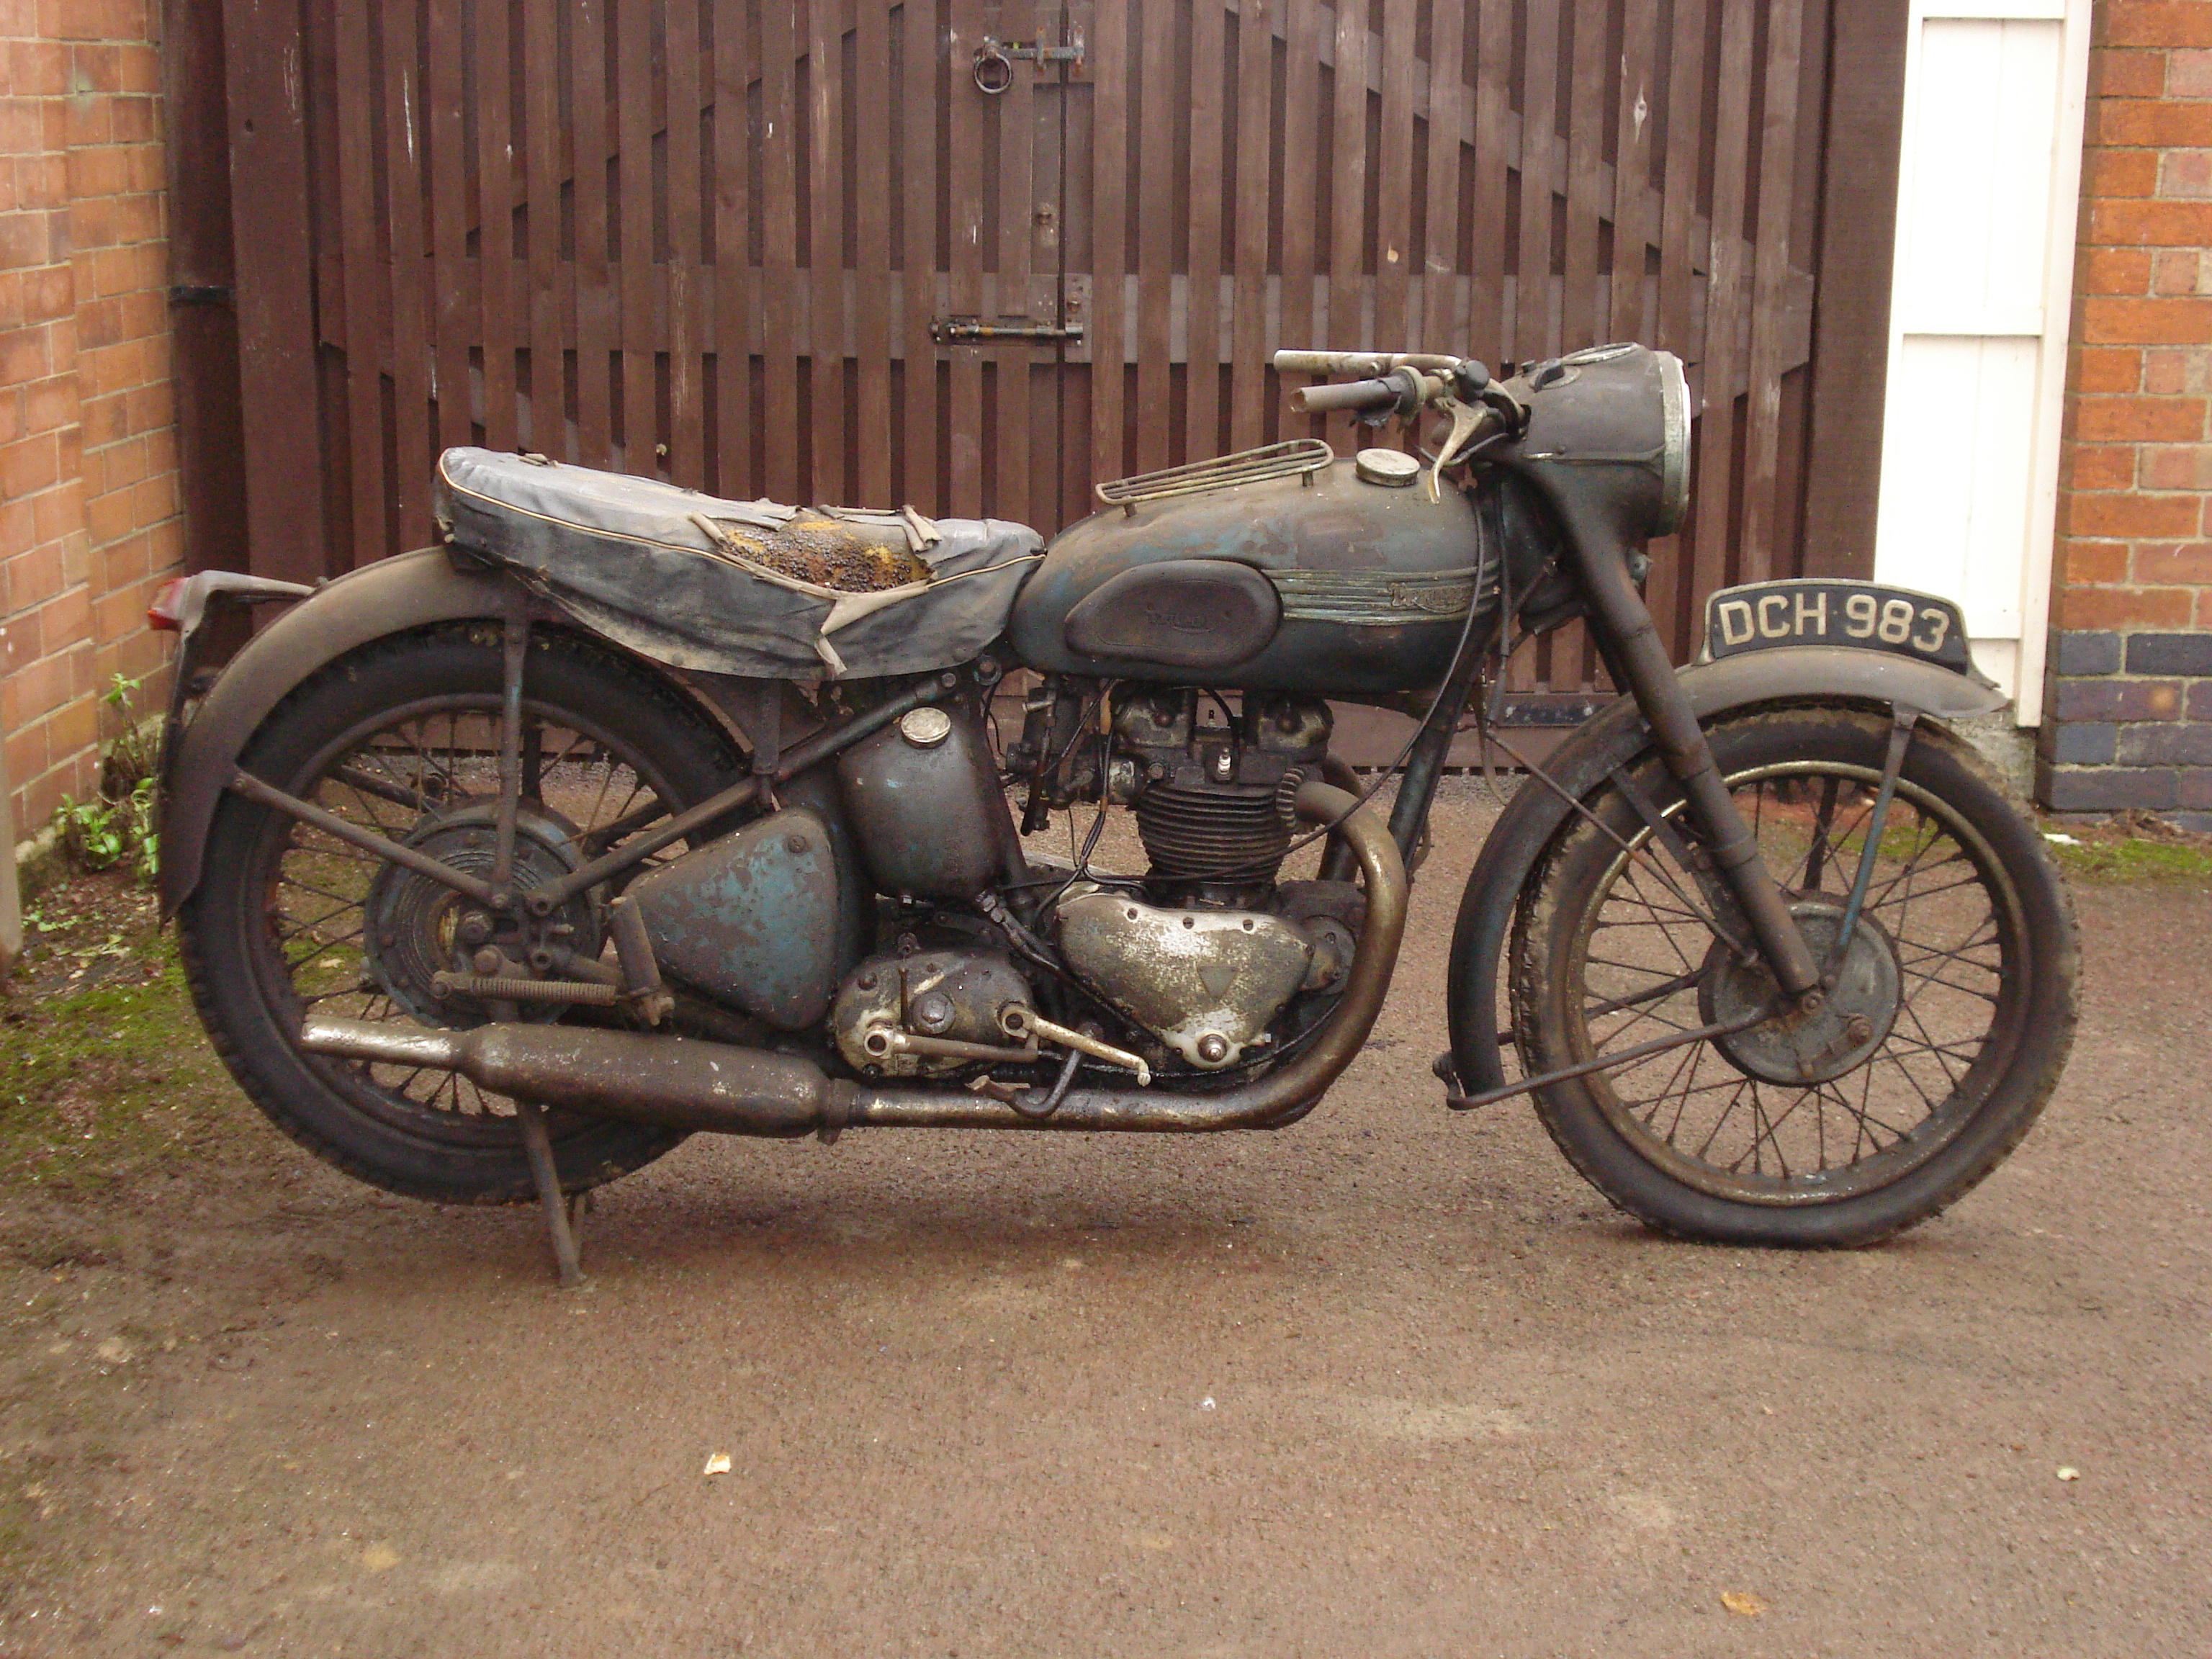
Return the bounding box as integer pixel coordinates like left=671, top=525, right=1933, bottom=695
left=2047, top=0, right=2212, bottom=827
left=0, top=0, right=182, bottom=840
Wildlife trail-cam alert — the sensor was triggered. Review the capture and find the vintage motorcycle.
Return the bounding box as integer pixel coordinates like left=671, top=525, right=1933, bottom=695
left=153, top=344, right=2077, bottom=1280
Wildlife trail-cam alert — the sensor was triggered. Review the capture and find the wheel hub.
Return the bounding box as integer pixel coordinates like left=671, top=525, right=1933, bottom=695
left=1700, top=900, right=1901, bottom=1086
left=363, top=801, right=598, bottom=1025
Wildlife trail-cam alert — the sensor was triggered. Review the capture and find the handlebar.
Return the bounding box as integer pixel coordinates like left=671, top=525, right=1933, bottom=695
left=1271, top=349, right=1469, bottom=377
left=1292, top=375, right=1417, bottom=415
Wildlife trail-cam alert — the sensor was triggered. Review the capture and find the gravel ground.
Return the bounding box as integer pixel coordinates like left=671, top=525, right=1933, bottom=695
left=1, top=785, right=2206, bottom=1658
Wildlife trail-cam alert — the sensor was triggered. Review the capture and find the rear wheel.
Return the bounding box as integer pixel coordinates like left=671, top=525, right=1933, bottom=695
left=1511, top=706, right=2077, bottom=1246
left=179, top=626, right=742, bottom=1204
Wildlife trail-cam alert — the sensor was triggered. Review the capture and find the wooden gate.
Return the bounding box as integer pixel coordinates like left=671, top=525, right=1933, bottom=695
left=208, top=0, right=1904, bottom=684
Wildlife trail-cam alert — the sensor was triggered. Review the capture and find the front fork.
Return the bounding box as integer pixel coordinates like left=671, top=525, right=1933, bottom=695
left=1572, top=534, right=1826, bottom=1008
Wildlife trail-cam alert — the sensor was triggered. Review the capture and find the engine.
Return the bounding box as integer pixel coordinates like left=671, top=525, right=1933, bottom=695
left=999, top=683, right=1360, bottom=1070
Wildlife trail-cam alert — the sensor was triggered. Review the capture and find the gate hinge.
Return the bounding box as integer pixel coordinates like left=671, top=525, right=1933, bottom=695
left=972, top=32, right=1085, bottom=94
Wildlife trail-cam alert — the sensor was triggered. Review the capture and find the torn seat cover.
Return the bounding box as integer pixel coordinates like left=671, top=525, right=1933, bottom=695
left=435, top=447, right=1043, bottom=678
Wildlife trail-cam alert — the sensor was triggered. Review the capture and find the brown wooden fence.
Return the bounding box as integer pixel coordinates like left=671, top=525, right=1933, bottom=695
left=204, top=0, right=1904, bottom=696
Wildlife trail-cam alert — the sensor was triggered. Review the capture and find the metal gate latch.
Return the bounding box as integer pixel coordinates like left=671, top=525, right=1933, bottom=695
left=932, top=318, right=1086, bottom=343
left=973, top=32, right=1085, bottom=94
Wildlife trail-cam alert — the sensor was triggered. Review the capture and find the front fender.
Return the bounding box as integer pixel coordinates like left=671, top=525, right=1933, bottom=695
left=1443, top=647, right=2009, bottom=1096
left=157, top=549, right=521, bottom=917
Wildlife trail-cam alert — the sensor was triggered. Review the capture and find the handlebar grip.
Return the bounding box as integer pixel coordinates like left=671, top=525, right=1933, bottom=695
left=1292, top=377, right=1401, bottom=415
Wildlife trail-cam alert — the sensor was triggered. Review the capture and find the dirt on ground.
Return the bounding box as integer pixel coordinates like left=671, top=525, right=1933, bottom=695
left=0, top=788, right=2208, bottom=1658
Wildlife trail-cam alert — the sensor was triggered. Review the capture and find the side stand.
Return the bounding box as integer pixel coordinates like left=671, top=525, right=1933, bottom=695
left=513, top=1097, right=587, bottom=1287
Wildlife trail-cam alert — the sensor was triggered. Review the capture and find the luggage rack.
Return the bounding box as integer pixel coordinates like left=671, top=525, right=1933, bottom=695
left=1094, top=438, right=1335, bottom=514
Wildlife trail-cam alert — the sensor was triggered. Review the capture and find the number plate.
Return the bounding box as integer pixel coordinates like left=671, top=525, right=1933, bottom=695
left=1702, top=580, right=1972, bottom=673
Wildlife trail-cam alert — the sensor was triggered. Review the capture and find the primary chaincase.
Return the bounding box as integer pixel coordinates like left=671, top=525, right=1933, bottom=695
left=1056, top=891, right=1314, bottom=1069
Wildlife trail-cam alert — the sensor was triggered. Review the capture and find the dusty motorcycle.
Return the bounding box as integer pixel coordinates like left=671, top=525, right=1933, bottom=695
left=153, top=344, right=2077, bottom=1280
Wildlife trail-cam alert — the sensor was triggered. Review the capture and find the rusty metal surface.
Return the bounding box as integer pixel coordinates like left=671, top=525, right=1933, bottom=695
left=297, top=1017, right=837, bottom=1137
left=294, top=781, right=1404, bottom=1141
left=1056, top=891, right=1313, bottom=1070
left=832, top=950, right=1034, bottom=1078
left=626, top=806, right=842, bottom=1030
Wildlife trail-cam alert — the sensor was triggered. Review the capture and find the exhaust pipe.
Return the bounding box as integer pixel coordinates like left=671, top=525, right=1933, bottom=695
left=297, top=1018, right=845, bottom=1136
left=300, top=781, right=1406, bottom=1138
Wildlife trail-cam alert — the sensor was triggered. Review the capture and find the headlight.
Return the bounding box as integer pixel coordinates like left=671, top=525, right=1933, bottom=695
left=1653, top=351, right=1692, bottom=538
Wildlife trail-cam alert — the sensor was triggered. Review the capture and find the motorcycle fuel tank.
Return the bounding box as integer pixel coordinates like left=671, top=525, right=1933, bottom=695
left=1009, top=451, right=1492, bottom=698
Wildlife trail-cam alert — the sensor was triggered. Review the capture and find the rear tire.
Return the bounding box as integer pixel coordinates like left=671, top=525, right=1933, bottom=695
left=1511, top=706, right=2077, bottom=1247
left=179, top=625, right=742, bottom=1205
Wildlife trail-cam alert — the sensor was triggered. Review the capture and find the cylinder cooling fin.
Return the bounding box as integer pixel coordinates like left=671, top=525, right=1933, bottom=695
left=1110, top=688, right=1333, bottom=888
left=1136, top=774, right=1302, bottom=881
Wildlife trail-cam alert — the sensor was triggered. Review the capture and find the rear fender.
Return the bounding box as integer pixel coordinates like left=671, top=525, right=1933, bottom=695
left=1444, top=647, right=2009, bottom=1096
left=159, top=549, right=540, bottom=917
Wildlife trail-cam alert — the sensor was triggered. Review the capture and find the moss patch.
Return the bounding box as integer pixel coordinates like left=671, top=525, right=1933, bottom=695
left=0, top=876, right=266, bottom=1204
left=2044, top=813, right=2212, bottom=889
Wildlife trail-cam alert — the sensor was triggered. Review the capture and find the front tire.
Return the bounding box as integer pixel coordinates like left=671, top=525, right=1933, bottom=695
left=1511, top=705, right=2077, bottom=1246
left=180, top=625, right=742, bottom=1205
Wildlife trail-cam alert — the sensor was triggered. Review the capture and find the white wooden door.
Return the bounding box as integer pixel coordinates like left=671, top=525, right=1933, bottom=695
left=1873, top=0, right=2093, bottom=725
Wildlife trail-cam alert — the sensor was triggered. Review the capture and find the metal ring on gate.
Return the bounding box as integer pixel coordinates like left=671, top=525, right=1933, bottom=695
left=973, top=43, right=1013, bottom=94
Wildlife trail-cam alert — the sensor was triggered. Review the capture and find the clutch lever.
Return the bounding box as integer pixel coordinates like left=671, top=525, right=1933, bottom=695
left=1425, top=395, right=1490, bottom=503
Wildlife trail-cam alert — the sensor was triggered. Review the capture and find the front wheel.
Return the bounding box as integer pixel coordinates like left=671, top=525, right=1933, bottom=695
left=1511, top=706, right=2077, bottom=1247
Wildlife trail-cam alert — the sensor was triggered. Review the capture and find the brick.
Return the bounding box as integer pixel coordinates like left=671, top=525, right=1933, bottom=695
left=19, top=261, right=71, bottom=325
left=0, top=210, right=55, bottom=270
left=2067, top=445, right=2139, bottom=490
left=2082, top=297, right=2212, bottom=346
left=2137, top=444, right=2212, bottom=487
left=2052, top=677, right=2188, bottom=721
left=2072, top=395, right=2207, bottom=441
left=2200, top=586, right=2212, bottom=627
left=2156, top=250, right=2206, bottom=295
left=2185, top=770, right=2212, bottom=809
left=2157, top=145, right=2212, bottom=199
left=2095, top=197, right=2212, bottom=249
left=9, top=39, right=69, bottom=95
left=2135, top=541, right=2212, bottom=583
left=64, top=143, right=130, bottom=199
left=18, top=372, right=75, bottom=437
left=2064, top=539, right=2133, bottom=585
left=2041, top=765, right=2179, bottom=813
left=2098, top=48, right=2170, bottom=96
left=84, top=485, right=137, bottom=548
left=107, top=96, right=156, bottom=145
left=2053, top=630, right=2124, bottom=676
left=2126, top=631, right=2212, bottom=673
left=2059, top=585, right=2200, bottom=630
left=2094, top=98, right=2212, bottom=146
left=2118, top=723, right=2212, bottom=764
left=2080, top=246, right=2153, bottom=295
left=2065, top=492, right=2203, bottom=538
left=2074, top=349, right=2144, bottom=397
left=2142, top=346, right=2211, bottom=394
left=2090, top=148, right=2162, bottom=199
left=2047, top=721, right=2118, bottom=765
left=2103, top=4, right=2208, bottom=47
left=0, top=431, right=61, bottom=497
